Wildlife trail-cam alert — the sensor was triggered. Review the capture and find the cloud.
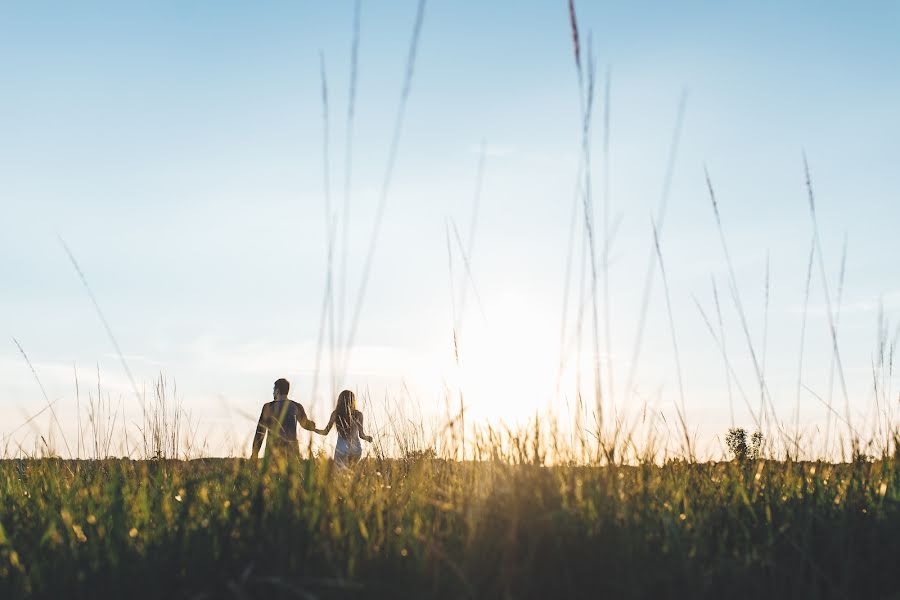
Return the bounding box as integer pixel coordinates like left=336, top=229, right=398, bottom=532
left=788, top=290, right=900, bottom=317
left=469, top=143, right=518, bottom=158
left=102, top=353, right=163, bottom=367
left=179, top=336, right=443, bottom=383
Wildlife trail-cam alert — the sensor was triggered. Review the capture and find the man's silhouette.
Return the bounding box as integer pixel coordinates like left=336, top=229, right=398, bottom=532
left=251, top=378, right=316, bottom=462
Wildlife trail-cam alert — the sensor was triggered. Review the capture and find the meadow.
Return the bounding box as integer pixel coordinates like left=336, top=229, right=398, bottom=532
left=3, top=2, right=900, bottom=599
left=2, top=437, right=899, bottom=599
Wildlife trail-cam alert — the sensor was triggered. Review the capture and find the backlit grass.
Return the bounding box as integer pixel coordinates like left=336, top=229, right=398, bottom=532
left=2, top=442, right=899, bottom=599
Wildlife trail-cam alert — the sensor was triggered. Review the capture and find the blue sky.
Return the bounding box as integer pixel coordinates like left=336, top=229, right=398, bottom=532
left=1, top=1, right=898, bottom=458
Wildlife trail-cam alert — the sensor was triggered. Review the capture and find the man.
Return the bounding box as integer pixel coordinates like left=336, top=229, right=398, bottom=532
left=251, top=378, right=317, bottom=462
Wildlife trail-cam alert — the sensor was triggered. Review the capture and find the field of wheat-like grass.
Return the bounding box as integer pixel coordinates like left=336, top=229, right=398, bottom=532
left=1, top=447, right=899, bottom=599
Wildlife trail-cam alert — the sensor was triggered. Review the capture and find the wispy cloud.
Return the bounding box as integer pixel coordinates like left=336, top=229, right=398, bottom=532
left=788, top=290, right=900, bottom=317
left=180, top=337, right=442, bottom=381
left=102, top=353, right=163, bottom=367
left=469, top=143, right=518, bottom=158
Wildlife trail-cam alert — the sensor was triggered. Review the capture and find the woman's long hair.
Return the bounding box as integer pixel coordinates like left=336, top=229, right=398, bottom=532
left=335, top=390, right=357, bottom=434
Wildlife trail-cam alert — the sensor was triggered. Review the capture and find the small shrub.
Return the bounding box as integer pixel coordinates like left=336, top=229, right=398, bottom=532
left=726, top=427, right=762, bottom=461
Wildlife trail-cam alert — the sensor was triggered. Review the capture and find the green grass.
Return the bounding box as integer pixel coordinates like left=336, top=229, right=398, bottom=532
left=2, top=448, right=900, bottom=599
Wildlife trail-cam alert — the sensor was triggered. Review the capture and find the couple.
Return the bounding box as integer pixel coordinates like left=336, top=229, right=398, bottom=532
left=251, top=378, right=373, bottom=465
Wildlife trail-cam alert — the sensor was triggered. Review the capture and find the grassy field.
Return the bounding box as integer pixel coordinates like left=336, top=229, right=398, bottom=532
left=2, top=2, right=897, bottom=599
left=2, top=446, right=899, bottom=599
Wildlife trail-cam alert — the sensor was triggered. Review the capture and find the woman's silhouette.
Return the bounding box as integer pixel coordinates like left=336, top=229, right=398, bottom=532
left=316, top=389, right=372, bottom=465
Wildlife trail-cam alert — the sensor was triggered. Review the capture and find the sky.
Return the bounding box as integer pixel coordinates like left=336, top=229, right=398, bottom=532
left=1, top=1, right=898, bottom=459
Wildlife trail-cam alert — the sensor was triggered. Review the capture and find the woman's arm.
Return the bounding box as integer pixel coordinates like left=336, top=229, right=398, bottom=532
left=357, top=412, right=373, bottom=443
left=315, top=411, right=336, bottom=436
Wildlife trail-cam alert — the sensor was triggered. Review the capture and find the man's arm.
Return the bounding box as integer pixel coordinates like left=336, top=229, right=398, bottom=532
left=251, top=406, right=267, bottom=460
left=296, top=403, right=317, bottom=432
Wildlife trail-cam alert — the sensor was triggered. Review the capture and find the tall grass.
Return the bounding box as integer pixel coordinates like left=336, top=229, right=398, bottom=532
left=2, top=435, right=900, bottom=599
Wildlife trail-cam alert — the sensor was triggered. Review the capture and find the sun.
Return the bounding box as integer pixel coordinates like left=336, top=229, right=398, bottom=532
left=446, top=290, right=564, bottom=426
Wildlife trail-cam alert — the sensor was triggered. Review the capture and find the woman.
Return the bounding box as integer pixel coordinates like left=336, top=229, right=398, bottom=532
left=316, top=389, right=373, bottom=465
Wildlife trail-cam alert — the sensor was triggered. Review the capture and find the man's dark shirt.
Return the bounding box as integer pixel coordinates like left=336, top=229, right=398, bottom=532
left=253, top=399, right=314, bottom=459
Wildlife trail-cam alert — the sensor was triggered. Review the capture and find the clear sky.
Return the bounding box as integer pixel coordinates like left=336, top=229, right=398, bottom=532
left=1, top=1, right=898, bottom=458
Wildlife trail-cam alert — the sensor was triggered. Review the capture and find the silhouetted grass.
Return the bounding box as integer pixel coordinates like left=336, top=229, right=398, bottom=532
left=1, top=439, right=900, bottom=599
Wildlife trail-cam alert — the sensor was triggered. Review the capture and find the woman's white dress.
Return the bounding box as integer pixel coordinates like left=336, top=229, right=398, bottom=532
left=334, top=410, right=363, bottom=464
